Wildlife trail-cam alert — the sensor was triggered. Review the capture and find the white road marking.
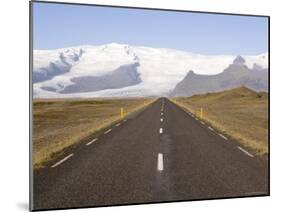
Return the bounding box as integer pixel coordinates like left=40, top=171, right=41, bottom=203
left=219, top=133, right=228, bottom=140
left=237, top=146, right=254, bottom=157
left=115, top=123, right=121, bottom=127
left=208, top=126, right=214, bottom=131
left=195, top=118, right=198, bottom=120
left=157, top=153, right=164, bottom=171
left=161, top=112, right=163, bottom=116
left=200, top=121, right=205, bottom=125
left=86, top=138, right=98, bottom=146
left=104, top=129, right=112, bottom=134
left=123, top=119, right=127, bottom=122
left=160, top=118, right=163, bottom=122
left=159, top=128, right=163, bottom=134
left=51, top=154, right=74, bottom=168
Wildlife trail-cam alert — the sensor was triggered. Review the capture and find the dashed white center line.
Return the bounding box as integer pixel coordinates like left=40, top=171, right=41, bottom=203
left=200, top=121, right=205, bottom=125
left=86, top=138, right=98, bottom=146
left=195, top=118, right=198, bottom=120
left=104, top=129, right=112, bottom=134
left=219, top=133, right=228, bottom=140
left=161, top=112, right=163, bottom=116
left=51, top=153, right=74, bottom=168
left=115, top=123, right=121, bottom=127
left=237, top=146, right=254, bottom=157
left=159, top=128, right=163, bottom=134
left=208, top=126, right=214, bottom=131
left=157, top=153, right=164, bottom=171
left=160, top=118, right=163, bottom=122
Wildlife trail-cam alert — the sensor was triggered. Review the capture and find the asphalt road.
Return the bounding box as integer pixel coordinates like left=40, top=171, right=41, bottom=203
left=33, top=98, right=268, bottom=210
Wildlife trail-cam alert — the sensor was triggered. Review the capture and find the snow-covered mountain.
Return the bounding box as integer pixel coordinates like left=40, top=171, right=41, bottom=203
left=33, top=43, right=268, bottom=98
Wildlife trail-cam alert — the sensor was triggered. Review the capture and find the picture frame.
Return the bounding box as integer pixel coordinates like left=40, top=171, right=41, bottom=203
left=30, top=1, right=270, bottom=211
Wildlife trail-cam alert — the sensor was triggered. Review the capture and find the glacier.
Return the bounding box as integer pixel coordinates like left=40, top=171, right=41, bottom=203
left=33, top=43, right=268, bottom=98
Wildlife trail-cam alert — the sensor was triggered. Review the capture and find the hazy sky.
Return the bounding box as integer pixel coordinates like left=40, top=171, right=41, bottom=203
left=33, top=2, right=268, bottom=55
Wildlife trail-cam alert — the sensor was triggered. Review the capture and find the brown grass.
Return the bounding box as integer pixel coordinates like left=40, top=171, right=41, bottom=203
left=32, top=98, right=155, bottom=168
left=170, top=86, right=268, bottom=155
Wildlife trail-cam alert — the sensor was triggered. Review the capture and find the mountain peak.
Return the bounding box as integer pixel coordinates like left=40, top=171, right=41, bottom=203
left=187, top=70, right=195, bottom=75
left=106, top=42, right=128, bottom=48
left=233, top=55, right=246, bottom=65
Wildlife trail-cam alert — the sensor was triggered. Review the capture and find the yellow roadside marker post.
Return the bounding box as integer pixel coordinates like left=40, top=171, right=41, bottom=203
left=121, top=107, right=124, bottom=119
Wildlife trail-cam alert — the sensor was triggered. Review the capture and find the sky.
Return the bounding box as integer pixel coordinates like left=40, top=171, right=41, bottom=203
left=33, top=2, right=268, bottom=55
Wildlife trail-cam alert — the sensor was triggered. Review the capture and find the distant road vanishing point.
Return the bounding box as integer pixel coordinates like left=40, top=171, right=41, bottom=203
left=33, top=98, right=268, bottom=210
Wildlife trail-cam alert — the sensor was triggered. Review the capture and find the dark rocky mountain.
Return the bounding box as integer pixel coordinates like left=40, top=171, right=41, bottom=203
left=170, top=56, right=268, bottom=97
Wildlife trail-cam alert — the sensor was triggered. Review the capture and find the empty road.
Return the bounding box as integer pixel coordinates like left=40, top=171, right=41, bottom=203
left=33, top=98, right=268, bottom=210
